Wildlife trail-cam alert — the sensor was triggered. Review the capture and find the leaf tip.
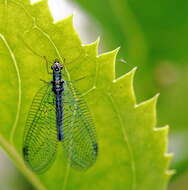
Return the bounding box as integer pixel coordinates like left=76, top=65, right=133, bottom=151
left=165, top=169, right=176, bottom=177
left=130, top=66, right=137, bottom=76
left=114, top=46, right=121, bottom=55
left=114, top=66, right=137, bottom=83
left=82, top=37, right=101, bottom=56
left=66, top=13, right=74, bottom=23
left=135, top=92, right=158, bottom=110
left=165, top=152, right=174, bottom=161
left=152, top=93, right=160, bottom=104
left=155, top=92, right=160, bottom=99
left=83, top=36, right=100, bottom=47
left=116, top=46, right=121, bottom=51
left=98, top=46, right=120, bottom=59
left=55, top=13, right=74, bottom=27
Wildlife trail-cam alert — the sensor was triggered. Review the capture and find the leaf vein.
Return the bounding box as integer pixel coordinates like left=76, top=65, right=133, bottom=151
left=0, top=34, right=22, bottom=144
left=107, top=92, right=137, bottom=190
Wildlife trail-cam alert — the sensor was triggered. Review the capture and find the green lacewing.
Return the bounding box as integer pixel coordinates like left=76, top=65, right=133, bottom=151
left=23, top=58, right=98, bottom=173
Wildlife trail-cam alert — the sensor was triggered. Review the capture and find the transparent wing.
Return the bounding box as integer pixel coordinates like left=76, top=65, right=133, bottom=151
left=23, top=84, right=57, bottom=173
left=62, top=82, right=98, bottom=170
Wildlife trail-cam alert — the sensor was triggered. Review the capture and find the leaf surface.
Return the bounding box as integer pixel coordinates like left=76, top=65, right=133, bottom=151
left=0, top=0, right=172, bottom=190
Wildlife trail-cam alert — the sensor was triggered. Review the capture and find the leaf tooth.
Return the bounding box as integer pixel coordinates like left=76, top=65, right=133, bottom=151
left=164, top=156, right=175, bottom=179
left=53, top=15, right=82, bottom=49
left=153, top=125, right=174, bottom=178
left=165, top=168, right=175, bottom=178
left=31, top=0, right=53, bottom=27
left=96, top=47, right=120, bottom=88
left=134, top=93, right=160, bottom=129
left=23, top=0, right=31, bottom=5
left=82, top=37, right=100, bottom=57
left=111, top=67, right=137, bottom=105
left=153, top=125, right=169, bottom=152
left=55, top=14, right=74, bottom=28
left=135, top=93, right=159, bottom=109
left=164, top=153, right=174, bottom=164
left=165, top=153, right=174, bottom=173
left=113, top=66, right=137, bottom=83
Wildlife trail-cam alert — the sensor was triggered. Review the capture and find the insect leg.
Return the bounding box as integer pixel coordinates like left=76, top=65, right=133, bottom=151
left=40, top=79, right=51, bottom=84
left=43, top=56, right=53, bottom=74
left=65, top=76, right=88, bottom=83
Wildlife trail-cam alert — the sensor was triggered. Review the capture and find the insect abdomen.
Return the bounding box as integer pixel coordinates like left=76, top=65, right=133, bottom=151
left=56, top=94, right=64, bottom=141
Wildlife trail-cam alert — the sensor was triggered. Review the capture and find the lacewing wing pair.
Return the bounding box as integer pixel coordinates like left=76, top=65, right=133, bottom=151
left=23, top=56, right=98, bottom=173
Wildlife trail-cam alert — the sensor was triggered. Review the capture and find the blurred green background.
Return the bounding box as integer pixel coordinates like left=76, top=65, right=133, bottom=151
left=1, top=0, right=188, bottom=189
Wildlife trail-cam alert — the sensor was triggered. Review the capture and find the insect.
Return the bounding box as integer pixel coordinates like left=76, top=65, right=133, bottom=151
left=23, top=58, right=98, bottom=173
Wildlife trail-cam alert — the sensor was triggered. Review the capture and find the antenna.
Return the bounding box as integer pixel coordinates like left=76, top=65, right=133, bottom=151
left=18, top=34, right=89, bottom=74
left=18, top=35, right=54, bottom=74
left=43, top=56, right=53, bottom=74
left=18, top=35, right=44, bottom=59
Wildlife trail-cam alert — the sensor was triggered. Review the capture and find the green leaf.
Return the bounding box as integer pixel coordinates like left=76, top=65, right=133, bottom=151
left=72, top=0, right=188, bottom=178
left=0, top=0, right=173, bottom=190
